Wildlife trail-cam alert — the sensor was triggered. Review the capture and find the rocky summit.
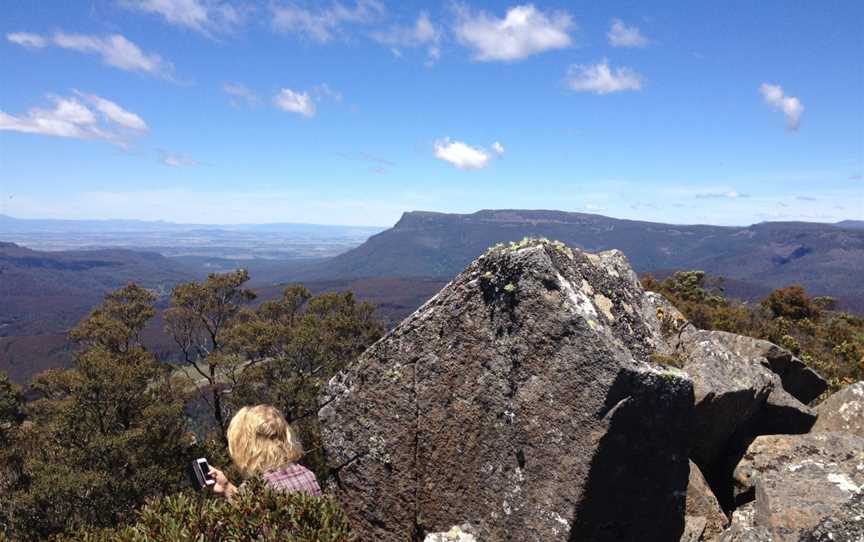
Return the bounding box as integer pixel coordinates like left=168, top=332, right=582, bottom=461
left=318, top=239, right=863, bottom=542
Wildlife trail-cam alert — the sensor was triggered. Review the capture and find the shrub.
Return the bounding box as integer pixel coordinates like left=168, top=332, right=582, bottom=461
left=59, top=478, right=353, bottom=542
left=761, top=285, right=821, bottom=321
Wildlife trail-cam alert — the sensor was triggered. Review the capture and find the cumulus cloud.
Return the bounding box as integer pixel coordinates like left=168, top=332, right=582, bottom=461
left=6, top=31, right=172, bottom=77
left=607, top=19, right=648, bottom=47
left=223, top=82, right=259, bottom=106
left=454, top=4, right=573, bottom=62
left=271, top=0, right=385, bottom=42
left=433, top=138, right=505, bottom=170
left=273, top=88, right=316, bottom=117
left=565, top=59, right=643, bottom=94
left=118, top=0, right=245, bottom=36
left=759, top=83, right=804, bottom=131
left=0, top=93, right=148, bottom=146
left=6, top=32, right=46, bottom=48
left=371, top=12, right=441, bottom=64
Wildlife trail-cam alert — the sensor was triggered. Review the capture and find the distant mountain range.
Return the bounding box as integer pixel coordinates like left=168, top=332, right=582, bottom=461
left=0, top=241, right=441, bottom=383
left=293, top=210, right=864, bottom=308
left=0, top=214, right=383, bottom=259
left=835, top=220, right=864, bottom=229
left=2, top=209, right=864, bottom=383
left=0, top=214, right=384, bottom=236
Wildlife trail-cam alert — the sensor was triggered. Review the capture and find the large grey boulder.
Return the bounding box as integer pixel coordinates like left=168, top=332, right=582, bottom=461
left=731, top=432, right=864, bottom=541
left=320, top=240, right=694, bottom=542
left=704, top=331, right=827, bottom=404
left=668, top=328, right=818, bottom=510
left=681, top=331, right=777, bottom=471
left=812, top=381, right=864, bottom=436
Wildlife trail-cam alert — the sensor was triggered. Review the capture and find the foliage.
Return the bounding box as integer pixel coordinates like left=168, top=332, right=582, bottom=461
left=68, top=283, right=156, bottom=353
left=226, top=286, right=384, bottom=481
left=58, top=478, right=353, bottom=542
left=761, top=285, right=821, bottom=321
left=0, top=285, right=196, bottom=541
left=2, top=274, right=383, bottom=540
left=0, top=371, right=24, bottom=446
left=643, top=272, right=864, bottom=392
left=165, top=270, right=256, bottom=435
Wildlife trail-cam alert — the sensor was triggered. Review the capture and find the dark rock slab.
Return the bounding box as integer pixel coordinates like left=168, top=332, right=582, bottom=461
left=320, top=240, right=694, bottom=542
left=757, top=384, right=817, bottom=435
left=812, top=381, right=864, bottom=437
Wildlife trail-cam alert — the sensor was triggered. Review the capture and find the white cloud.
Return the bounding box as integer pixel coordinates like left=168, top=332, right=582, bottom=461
left=607, top=19, right=648, bottom=48
left=273, top=88, right=316, bottom=117
left=271, top=0, right=385, bottom=43
left=6, top=32, right=47, bottom=48
left=118, top=0, right=245, bottom=36
left=434, top=138, right=496, bottom=170
left=0, top=93, right=147, bottom=146
left=78, top=92, right=148, bottom=131
left=371, top=12, right=442, bottom=64
left=565, top=59, right=643, bottom=94
left=223, top=82, right=259, bottom=106
left=695, top=190, right=749, bottom=199
left=160, top=151, right=199, bottom=167
left=454, top=4, right=573, bottom=61
left=7, top=31, right=172, bottom=77
left=491, top=141, right=505, bottom=156
left=759, top=83, right=804, bottom=131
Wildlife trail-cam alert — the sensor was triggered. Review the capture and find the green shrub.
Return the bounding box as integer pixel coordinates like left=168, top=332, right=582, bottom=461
left=58, top=478, right=353, bottom=542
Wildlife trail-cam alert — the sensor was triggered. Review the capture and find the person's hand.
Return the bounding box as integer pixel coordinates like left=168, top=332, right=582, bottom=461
left=208, top=466, right=236, bottom=499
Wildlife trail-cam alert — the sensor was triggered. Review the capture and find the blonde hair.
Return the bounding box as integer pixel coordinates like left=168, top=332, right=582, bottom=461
left=227, top=405, right=303, bottom=477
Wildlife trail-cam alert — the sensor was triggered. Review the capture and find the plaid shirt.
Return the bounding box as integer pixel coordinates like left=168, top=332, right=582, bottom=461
left=262, top=464, right=322, bottom=497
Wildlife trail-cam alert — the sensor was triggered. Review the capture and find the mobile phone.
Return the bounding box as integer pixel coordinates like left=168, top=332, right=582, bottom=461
left=190, top=457, right=215, bottom=489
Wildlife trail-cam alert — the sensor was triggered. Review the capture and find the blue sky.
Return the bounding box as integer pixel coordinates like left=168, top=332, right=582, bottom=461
left=1, top=0, right=862, bottom=227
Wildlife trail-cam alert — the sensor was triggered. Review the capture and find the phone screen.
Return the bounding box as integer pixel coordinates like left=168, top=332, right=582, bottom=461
left=198, top=459, right=213, bottom=482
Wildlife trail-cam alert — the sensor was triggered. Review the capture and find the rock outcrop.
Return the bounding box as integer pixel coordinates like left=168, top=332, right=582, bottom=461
left=671, top=328, right=818, bottom=510
left=731, top=432, right=864, bottom=541
left=320, top=240, right=694, bottom=541
left=718, top=502, right=773, bottom=542
left=318, top=238, right=841, bottom=542
left=704, top=331, right=827, bottom=404
left=684, top=460, right=729, bottom=541
left=812, top=381, right=864, bottom=436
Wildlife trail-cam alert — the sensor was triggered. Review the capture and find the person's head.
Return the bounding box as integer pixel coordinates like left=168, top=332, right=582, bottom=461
left=226, top=404, right=303, bottom=477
